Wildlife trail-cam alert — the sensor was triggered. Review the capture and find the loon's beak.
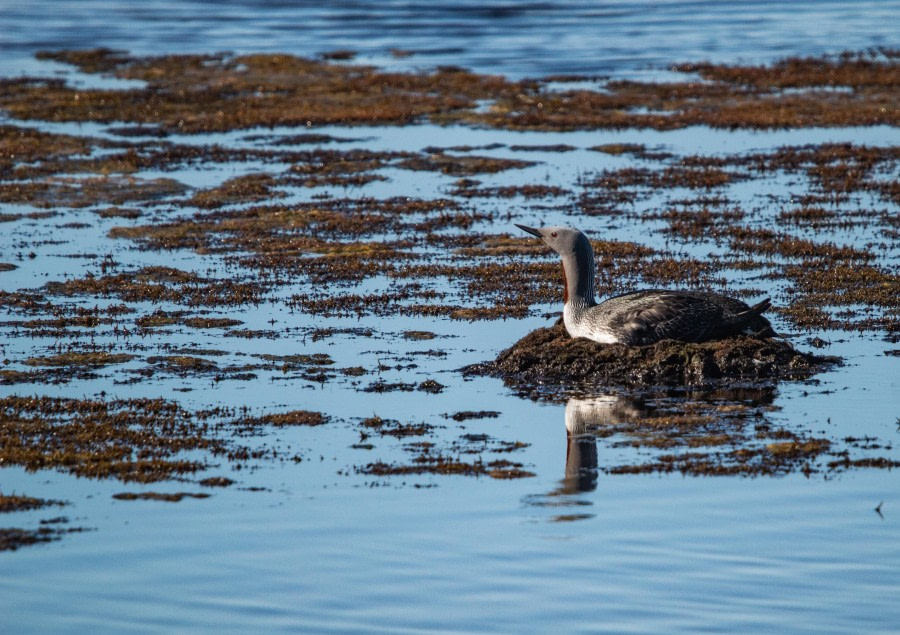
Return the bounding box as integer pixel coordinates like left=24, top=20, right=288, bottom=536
left=515, top=224, right=543, bottom=238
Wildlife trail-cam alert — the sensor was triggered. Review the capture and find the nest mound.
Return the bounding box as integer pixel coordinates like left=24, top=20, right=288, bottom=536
left=466, top=321, right=839, bottom=391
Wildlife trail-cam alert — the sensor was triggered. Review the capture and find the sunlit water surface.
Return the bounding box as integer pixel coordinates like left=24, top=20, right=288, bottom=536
left=1, top=2, right=899, bottom=633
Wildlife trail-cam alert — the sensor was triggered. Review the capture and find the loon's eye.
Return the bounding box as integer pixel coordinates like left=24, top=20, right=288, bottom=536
left=550, top=231, right=557, bottom=237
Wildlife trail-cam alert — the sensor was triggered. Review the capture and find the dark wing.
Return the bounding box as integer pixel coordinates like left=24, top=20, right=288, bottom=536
left=602, top=291, right=773, bottom=344
left=618, top=293, right=722, bottom=344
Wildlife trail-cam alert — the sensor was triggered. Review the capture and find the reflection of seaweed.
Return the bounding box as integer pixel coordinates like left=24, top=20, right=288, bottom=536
left=0, top=525, right=89, bottom=552
left=542, top=389, right=900, bottom=480
left=0, top=493, right=66, bottom=513
left=355, top=421, right=533, bottom=481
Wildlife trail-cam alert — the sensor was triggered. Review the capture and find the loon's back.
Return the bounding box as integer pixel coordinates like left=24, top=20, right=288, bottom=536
left=569, top=289, right=775, bottom=345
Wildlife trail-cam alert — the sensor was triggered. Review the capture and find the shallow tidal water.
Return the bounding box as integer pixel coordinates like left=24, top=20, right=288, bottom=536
left=2, top=2, right=899, bottom=633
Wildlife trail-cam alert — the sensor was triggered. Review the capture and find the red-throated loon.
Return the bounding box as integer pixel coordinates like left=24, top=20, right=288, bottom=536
left=516, top=224, right=775, bottom=345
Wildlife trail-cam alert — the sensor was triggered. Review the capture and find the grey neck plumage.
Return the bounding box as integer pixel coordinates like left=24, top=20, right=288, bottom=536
left=561, top=235, right=597, bottom=309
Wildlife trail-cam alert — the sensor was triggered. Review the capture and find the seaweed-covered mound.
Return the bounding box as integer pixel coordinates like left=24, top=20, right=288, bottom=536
left=466, top=321, right=838, bottom=390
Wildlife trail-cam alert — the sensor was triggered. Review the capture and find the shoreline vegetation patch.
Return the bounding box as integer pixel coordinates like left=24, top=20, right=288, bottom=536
left=0, top=48, right=896, bottom=132
left=0, top=48, right=897, bottom=544
left=548, top=388, right=900, bottom=478
left=0, top=50, right=896, bottom=335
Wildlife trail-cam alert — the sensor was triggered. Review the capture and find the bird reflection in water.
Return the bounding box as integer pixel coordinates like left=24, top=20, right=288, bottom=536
left=560, top=395, right=644, bottom=494
left=524, top=394, right=643, bottom=522
left=529, top=388, right=775, bottom=521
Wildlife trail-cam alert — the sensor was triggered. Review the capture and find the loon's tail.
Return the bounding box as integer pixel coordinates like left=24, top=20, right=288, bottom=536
left=736, top=298, right=778, bottom=338
left=750, top=298, right=771, bottom=314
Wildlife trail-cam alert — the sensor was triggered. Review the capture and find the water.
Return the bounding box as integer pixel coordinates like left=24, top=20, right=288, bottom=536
left=2, top=1, right=899, bottom=78
left=1, top=2, right=899, bottom=632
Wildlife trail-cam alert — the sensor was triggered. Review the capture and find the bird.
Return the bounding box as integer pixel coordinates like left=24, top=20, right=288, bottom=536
left=515, top=224, right=776, bottom=345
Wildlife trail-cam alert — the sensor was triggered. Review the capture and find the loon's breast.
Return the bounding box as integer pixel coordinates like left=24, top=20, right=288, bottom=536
left=563, top=303, right=620, bottom=343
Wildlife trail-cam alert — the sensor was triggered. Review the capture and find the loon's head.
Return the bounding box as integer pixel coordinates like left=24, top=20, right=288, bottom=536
left=515, top=224, right=597, bottom=306
left=515, top=224, right=588, bottom=257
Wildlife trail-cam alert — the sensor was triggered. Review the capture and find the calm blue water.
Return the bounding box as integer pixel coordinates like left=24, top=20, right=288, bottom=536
left=2, top=1, right=899, bottom=78
left=1, top=2, right=899, bottom=633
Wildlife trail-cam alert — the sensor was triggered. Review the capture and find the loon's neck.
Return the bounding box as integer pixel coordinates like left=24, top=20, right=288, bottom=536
left=561, top=242, right=597, bottom=309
